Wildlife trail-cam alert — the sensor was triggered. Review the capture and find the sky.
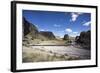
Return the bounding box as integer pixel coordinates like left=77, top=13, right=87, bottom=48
left=23, top=10, right=91, bottom=38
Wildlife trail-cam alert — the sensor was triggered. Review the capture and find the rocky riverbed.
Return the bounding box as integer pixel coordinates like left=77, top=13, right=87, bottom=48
left=22, top=40, right=90, bottom=63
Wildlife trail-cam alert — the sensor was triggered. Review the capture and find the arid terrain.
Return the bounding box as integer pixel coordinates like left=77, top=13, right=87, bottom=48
left=23, top=39, right=90, bottom=63
left=22, top=17, right=91, bottom=63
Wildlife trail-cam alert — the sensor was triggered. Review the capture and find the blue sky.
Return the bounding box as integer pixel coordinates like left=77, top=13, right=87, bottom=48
left=23, top=10, right=91, bottom=37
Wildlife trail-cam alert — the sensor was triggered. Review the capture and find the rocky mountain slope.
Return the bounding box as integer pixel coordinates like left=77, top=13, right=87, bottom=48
left=40, top=31, right=55, bottom=40
left=75, top=30, right=91, bottom=49
left=23, top=17, right=56, bottom=41
left=23, top=17, right=39, bottom=39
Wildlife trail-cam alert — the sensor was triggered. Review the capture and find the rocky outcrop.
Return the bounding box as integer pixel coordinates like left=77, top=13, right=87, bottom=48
left=75, top=36, right=79, bottom=43
left=75, top=30, right=91, bottom=49
left=63, top=34, right=69, bottom=40
left=40, top=31, right=55, bottom=40
left=23, top=17, right=56, bottom=40
left=23, top=17, right=39, bottom=38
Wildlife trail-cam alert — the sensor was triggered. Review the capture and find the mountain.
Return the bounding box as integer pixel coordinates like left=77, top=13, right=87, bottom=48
left=23, top=17, right=39, bottom=39
left=75, top=30, right=91, bottom=49
left=40, top=31, right=55, bottom=40
left=63, top=34, right=69, bottom=40
left=23, top=17, right=55, bottom=40
left=55, top=36, right=61, bottom=40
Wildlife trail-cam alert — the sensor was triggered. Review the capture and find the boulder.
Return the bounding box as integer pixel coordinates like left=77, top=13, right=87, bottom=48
left=63, top=34, right=69, bottom=40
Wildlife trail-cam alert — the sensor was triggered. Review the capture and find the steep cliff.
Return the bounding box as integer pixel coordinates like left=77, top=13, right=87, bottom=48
left=75, top=30, right=91, bottom=49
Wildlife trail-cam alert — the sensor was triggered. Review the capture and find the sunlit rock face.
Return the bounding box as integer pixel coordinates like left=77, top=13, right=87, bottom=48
left=40, top=31, right=55, bottom=40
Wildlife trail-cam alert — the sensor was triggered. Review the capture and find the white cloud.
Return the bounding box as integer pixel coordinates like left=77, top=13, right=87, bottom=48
left=40, top=29, right=46, bottom=31
left=71, top=13, right=78, bottom=21
left=73, top=32, right=78, bottom=34
left=83, top=21, right=91, bottom=26
left=65, top=28, right=79, bottom=37
left=54, top=24, right=60, bottom=27
left=70, top=12, right=83, bottom=22
left=65, top=28, right=72, bottom=33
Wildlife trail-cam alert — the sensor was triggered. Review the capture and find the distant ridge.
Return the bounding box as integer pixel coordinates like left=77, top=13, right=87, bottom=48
left=40, top=31, right=55, bottom=40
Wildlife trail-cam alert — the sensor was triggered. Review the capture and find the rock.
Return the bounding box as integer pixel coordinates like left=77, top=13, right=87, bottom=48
left=23, top=17, right=56, bottom=41
left=23, top=17, right=39, bottom=38
left=40, top=31, right=55, bottom=40
left=75, top=30, right=91, bottom=49
left=75, top=36, right=79, bottom=43
left=63, top=34, right=69, bottom=40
